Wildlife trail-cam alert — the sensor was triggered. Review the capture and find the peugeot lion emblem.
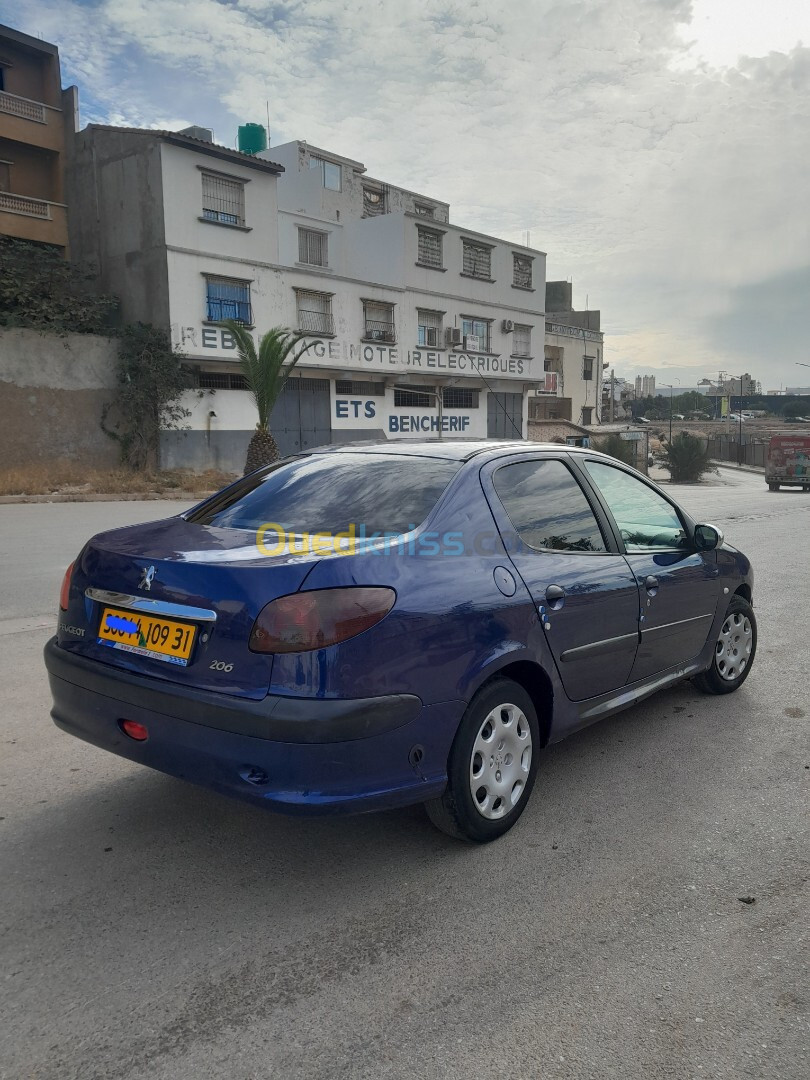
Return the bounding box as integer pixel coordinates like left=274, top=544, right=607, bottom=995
left=138, top=565, right=156, bottom=592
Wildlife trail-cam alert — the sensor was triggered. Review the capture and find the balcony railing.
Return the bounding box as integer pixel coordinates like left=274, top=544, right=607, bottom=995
left=0, top=191, right=51, bottom=218
left=206, top=299, right=252, bottom=325
left=364, top=320, right=396, bottom=343
left=0, top=91, right=46, bottom=123
left=298, top=309, right=335, bottom=335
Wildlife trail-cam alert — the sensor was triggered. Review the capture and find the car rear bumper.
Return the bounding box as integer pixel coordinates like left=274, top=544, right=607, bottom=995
left=44, top=638, right=463, bottom=815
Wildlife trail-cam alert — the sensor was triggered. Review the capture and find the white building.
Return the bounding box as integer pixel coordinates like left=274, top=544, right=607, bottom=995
left=68, top=126, right=601, bottom=470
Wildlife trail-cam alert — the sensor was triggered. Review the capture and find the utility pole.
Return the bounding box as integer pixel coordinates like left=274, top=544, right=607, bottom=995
left=610, top=368, right=615, bottom=423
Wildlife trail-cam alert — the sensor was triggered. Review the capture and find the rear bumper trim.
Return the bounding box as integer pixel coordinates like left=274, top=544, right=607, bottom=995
left=44, top=638, right=421, bottom=743
left=85, top=588, right=218, bottom=622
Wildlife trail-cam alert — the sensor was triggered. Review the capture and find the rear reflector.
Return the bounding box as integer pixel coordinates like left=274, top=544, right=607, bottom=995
left=249, top=587, right=396, bottom=654
left=120, top=719, right=149, bottom=741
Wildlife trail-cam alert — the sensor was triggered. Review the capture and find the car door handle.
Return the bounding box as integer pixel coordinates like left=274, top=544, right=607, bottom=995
left=644, top=575, right=659, bottom=593
left=545, top=584, right=566, bottom=610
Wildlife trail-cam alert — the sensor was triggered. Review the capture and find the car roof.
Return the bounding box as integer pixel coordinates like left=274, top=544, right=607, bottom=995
left=307, top=439, right=597, bottom=462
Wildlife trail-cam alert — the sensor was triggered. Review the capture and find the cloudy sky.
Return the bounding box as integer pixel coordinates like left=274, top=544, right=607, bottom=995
left=5, top=0, right=809, bottom=390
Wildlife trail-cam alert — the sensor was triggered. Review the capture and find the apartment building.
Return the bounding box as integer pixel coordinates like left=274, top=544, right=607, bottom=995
left=0, top=24, right=77, bottom=252
left=68, top=125, right=601, bottom=470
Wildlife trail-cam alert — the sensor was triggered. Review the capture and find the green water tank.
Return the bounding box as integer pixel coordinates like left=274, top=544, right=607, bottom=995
left=237, top=123, right=268, bottom=155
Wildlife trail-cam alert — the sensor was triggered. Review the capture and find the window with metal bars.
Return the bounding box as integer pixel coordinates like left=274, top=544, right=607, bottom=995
left=512, top=324, right=532, bottom=357
left=462, top=241, right=492, bottom=279
left=198, top=372, right=250, bottom=390
left=417, top=227, right=443, bottom=268
left=461, top=317, right=490, bottom=351
left=205, top=276, right=252, bottom=324
left=295, top=290, right=334, bottom=335
left=298, top=228, right=328, bottom=267
left=442, top=387, right=480, bottom=409
left=363, top=300, right=395, bottom=343
left=394, top=384, right=434, bottom=407
left=417, top=309, right=443, bottom=347
left=512, top=253, right=533, bottom=289
left=201, top=172, right=245, bottom=227
left=335, top=380, right=386, bottom=396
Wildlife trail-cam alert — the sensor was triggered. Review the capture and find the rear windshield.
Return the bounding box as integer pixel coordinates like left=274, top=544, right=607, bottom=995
left=187, top=453, right=461, bottom=535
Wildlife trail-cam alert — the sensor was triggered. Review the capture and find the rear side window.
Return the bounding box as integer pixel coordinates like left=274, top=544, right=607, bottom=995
left=187, top=453, right=461, bottom=535
left=493, top=459, right=606, bottom=552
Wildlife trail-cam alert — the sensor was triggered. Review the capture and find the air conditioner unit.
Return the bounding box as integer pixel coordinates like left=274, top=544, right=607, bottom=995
left=426, top=327, right=438, bottom=347
left=501, top=319, right=514, bottom=333
left=445, top=327, right=462, bottom=345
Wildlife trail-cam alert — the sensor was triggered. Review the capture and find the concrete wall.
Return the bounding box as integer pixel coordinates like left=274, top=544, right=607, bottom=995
left=67, top=130, right=170, bottom=327
left=0, top=327, right=119, bottom=466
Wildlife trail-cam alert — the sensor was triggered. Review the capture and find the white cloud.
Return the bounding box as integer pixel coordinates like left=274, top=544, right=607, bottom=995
left=3, top=0, right=808, bottom=386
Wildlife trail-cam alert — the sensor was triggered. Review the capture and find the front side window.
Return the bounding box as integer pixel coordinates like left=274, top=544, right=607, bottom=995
left=512, top=324, right=532, bottom=357
left=201, top=172, right=245, bottom=226
left=493, top=459, right=606, bottom=553
left=309, top=155, right=341, bottom=191
left=513, top=253, right=533, bottom=289
left=417, top=227, right=443, bottom=268
left=584, top=461, right=689, bottom=551
left=461, top=317, right=490, bottom=352
left=417, top=308, right=442, bottom=347
left=296, top=289, right=334, bottom=335
left=188, top=453, right=460, bottom=535
left=363, top=300, right=395, bottom=342
left=205, top=276, right=252, bottom=324
left=298, top=228, right=328, bottom=267
left=462, top=240, right=492, bottom=279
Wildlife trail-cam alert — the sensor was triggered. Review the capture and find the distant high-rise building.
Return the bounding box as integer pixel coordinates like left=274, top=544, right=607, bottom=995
left=634, top=375, right=656, bottom=397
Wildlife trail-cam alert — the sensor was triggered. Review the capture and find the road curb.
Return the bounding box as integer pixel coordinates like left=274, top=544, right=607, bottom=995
left=0, top=491, right=215, bottom=505
left=712, top=462, right=766, bottom=477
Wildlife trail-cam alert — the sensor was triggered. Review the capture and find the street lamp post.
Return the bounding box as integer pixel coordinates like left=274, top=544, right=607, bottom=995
left=661, top=380, right=680, bottom=443
left=739, top=376, right=744, bottom=465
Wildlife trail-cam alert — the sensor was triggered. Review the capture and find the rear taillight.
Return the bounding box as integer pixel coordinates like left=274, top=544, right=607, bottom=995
left=249, top=587, right=395, bottom=654
left=59, top=561, right=76, bottom=611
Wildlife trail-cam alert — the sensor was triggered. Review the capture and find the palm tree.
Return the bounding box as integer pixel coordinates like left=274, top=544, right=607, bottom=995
left=222, top=322, right=314, bottom=474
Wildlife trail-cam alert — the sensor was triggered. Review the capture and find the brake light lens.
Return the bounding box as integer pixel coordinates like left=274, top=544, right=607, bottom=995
left=59, top=561, right=76, bottom=611
left=249, top=587, right=396, bottom=654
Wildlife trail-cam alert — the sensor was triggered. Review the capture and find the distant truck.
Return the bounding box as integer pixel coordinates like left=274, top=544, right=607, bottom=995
left=766, top=435, right=810, bottom=492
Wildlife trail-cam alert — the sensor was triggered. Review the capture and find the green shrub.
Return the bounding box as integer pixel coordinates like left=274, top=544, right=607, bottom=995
left=658, top=432, right=715, bottom=483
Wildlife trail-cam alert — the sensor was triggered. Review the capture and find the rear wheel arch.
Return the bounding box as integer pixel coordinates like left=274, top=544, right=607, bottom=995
left=476, top=660, right=554, bottom=747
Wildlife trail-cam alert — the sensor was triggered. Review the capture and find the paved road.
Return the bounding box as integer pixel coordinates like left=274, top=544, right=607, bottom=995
left=1, top=471, right=808, bottom=1080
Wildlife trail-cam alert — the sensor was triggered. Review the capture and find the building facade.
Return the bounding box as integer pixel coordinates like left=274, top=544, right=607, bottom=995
left=0, top=24, right=77, bottom=252
left=68, top=126, right=602, bottom=470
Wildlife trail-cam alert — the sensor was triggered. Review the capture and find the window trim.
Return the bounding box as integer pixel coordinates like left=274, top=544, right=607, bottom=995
left=202, top=273, right=253, bottom=326
left=489, top=454, right=612, bottom=556
left=571, top=455, right=698, bottom=556
left=297, top=225, right=329, bottom=268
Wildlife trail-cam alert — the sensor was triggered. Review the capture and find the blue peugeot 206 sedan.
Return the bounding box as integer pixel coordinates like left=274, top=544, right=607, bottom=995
left=45, top=441, right=756, bottom=841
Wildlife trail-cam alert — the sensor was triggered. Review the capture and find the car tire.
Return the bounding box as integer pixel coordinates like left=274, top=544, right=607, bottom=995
left=768, top=483, right=779, bottom=492
left=425, top=678, right=541, bottom=842
left=693, top=595, right=757, bottom=695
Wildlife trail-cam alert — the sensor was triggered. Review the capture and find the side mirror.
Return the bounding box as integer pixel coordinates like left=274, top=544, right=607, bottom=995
left=694, top=523, right=723, bottom=551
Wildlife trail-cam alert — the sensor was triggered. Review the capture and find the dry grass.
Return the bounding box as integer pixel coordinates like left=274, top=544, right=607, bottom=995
left=0, top=463, right=237, bottom=497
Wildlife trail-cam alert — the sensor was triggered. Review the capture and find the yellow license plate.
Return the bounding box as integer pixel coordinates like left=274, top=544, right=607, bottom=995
left=98, top=606, right=197, bottom=666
